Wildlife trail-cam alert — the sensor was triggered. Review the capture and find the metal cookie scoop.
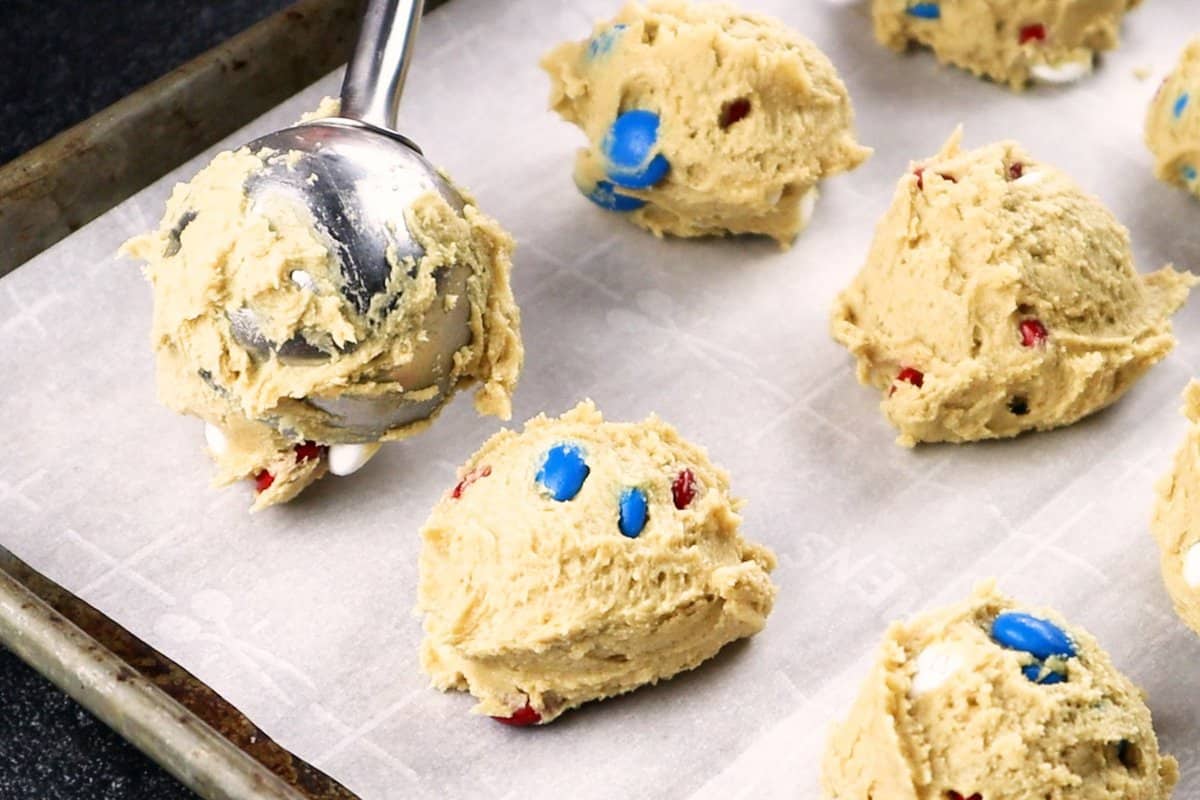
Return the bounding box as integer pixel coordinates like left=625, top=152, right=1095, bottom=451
left=231, top=0, right=471, bottom=443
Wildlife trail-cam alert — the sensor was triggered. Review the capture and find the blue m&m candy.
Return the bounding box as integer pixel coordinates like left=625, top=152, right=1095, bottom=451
left=1174, top=92, right=1190, bottom=119
left=579, top=179, right=647, bottom=212
left=991, top=612, right=1076, bottom=660
left=602, top=110, right=671, bottom=190
left=618, top=487, right=648, bottom=538
left=587, top=24, right=627, bottom=60
left=906, top=3, right=941, bottom=19
left=992, top=611, right=1076, bottom=684
left=536, top=443, right=590, bottom=501
left=1022, top=663, right=1066, bottom=685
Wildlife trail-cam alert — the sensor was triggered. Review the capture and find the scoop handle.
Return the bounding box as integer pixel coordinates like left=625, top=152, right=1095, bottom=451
left=340, top=0, right=425, bottom=130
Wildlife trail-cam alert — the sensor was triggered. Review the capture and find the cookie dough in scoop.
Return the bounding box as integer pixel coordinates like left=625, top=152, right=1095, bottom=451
left=417, top=401, right=776, bottom=724
left=822, top=582, right=1178, bottom=800
left=541, top=0, right=870, bottom=245
left=1145, top=37, right=1200, bottom=199
left=1152, top=381, right=1200, bottom=638
left=873, top=0, right=1142, bottom=89
left=831, top=130, right=1194, bottom=446
left=123, top=107, right=522, bottom=510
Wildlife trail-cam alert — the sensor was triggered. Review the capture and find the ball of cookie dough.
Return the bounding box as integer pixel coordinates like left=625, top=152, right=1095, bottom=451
left=541, top=0, right=870, bottom=245
left=1146, top=37, right=1200, bottom=199
left=872, top=0, right=1142, bottom=90
left=417, top=400, right=777, bottom=724
left=822, top=582, right=1178, bottom=800
left=1151, top=380, right=1200, bottom=637
left=831, top=130, right=1195, bottom=446
left=122, top=104, right=523, bottom=510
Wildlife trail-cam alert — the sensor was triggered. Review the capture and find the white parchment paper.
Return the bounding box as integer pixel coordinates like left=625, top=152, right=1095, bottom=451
left=5, top=0, right=1200, bottom=796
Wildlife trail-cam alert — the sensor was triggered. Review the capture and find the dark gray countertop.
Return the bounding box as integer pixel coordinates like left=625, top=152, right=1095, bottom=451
left=2, top=0, right=292, bottom=166
left=0, top=645, right=196, bottom=800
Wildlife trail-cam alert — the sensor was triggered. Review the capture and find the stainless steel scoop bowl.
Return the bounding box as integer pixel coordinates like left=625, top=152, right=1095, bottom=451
left=227, top=0, right=472, bottom=442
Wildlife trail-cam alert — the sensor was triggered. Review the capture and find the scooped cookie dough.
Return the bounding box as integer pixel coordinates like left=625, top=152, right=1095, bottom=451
left=831, top=130, right=1194, bottom=446
left=1146, top=37, right=1200, bottom=198
left=822, top=582, right=1178, bottom=800
left=872, top=0, right=1142, bottom=90
left=1152, top=381, right=1200, bottom=637
left=123, top=105, right=522, bottom=510
left=541, top=0, right=870, bottom=245
left=417, top=400, right=777, bottom=724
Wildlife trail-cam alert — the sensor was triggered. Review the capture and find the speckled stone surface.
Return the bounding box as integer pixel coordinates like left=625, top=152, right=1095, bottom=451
left=0, top=645, right=195, bottom=799
left=1, top=0, right=292, bottom=166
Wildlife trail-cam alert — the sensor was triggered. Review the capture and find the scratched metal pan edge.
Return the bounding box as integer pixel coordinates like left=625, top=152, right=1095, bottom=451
left=0, top=546, right=361, bottom=800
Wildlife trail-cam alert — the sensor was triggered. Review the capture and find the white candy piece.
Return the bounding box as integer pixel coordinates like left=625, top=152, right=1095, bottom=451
left=1183, top=543, right=1200, bottom=588
left=1031, top=60, right=1093, bottom=85
left=327, top=443, right=382, bottom=477
left=204, top=423, right=228, bottom=456
left=798, top=186, right=819, bottom=228
left=910, top=643, right=964, bottom=697
left=290, top=269, right=317, bottom=291
left=1014, top=169, right=1044, bottom=187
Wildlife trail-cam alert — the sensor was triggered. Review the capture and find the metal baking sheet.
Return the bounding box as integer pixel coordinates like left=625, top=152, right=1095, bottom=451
left=4, top=0, right=1200, bottom=797
left=0, top=543, right=359, bottom=799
